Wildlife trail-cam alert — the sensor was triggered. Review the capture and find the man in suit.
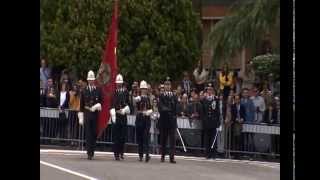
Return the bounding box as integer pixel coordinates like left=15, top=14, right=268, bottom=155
left=231, top=95, right=245, bottom=159
left=240, top=88, right=256, bottom=158
left=110, top=74, right=130, bottom=161
left=201, top=83, right=221, bottom=159
left=79, top=70, right=102, bottom=160
left=158, top=78, right=178, bottom=163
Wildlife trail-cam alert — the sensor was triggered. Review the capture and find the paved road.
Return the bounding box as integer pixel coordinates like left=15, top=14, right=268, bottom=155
left=40, top=149, right=279, bottom=180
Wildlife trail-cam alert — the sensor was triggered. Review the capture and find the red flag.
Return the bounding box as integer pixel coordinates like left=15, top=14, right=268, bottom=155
left=96, top=0, right=119, bottom=137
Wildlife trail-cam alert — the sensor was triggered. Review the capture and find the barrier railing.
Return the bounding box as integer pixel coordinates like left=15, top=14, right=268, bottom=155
left=40, top=107, right=280, bottom=159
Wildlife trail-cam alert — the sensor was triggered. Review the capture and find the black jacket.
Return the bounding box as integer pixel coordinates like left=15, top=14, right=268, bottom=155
left=263, top=109, right=278, bottom=124
left=45, top=86, right=58, bottom=108
left=187, top=101, right=202, bottom=120
left=230, top=103, right=245, bottom=123
left=111, top=88, right=130, bottom=124
left=201, top=97, right=220, bottom=129
left=80, top=86, right=102, bottom=114
left=158, top=92, right=178, bottom=129
left=40, top=88, right=46, bottom=107
left=135, top=95, right=152, bottom=128
left=176, top=102, right=189, bottom=117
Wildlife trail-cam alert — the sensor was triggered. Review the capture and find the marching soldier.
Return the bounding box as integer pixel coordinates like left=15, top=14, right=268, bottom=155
left=158, top=77, right=178, bottom=163
left=134, top=80, right=153, bottom=162
left=110, top=74, right=130, bottom=161
left=79, top=70, right=102, bottom=160
left=201, top=83, right=221, bottom=159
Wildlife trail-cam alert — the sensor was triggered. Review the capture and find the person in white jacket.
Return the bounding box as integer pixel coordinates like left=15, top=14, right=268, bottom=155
left=250, top=87, right=266, bottom=123
left=193, top=60, right=209, bottom=93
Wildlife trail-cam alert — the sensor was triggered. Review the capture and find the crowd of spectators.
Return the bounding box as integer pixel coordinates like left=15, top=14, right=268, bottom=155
left=40, top=58, right=280, bottom=156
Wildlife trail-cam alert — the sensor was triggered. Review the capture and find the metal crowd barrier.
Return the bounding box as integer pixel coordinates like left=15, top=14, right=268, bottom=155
left=40, top=107, right=280, bottom=159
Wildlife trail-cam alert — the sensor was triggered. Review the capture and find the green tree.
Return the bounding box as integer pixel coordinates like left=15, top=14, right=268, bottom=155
left=40, top=0, right=201, bottom=83
left=206, top=0, right=280, bottom=67
left=251, top=54, right=280, bottom=81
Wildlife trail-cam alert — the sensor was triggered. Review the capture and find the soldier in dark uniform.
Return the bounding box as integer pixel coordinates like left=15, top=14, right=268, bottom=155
left=201, top=83, right=221, bottom=159
left=79, top=70, right=102, bottom=160
left=110, top=74, right=130, bottom=161
left=134, top=80, right=153, bottom=162
left=158, top=78, right=178, bottom=163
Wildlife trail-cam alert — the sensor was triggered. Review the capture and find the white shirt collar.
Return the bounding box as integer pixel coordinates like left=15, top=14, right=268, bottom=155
left=60, top=91, right=67, bottom=106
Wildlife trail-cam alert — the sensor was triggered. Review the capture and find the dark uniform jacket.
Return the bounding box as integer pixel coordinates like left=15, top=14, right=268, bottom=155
left=201, top=96, right=220, bottom=129
left=111, top=88, right=130, bottom=124
left=158, top=91, right=178, bottom=129
left=80, top=86, right=102, bottom=116
left=135, top=95, right=152, bottom=128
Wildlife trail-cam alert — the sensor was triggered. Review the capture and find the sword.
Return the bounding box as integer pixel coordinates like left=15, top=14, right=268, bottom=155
left=211, top=130, right=219, bottom=149
left=176, top=128, right=187, bottom=152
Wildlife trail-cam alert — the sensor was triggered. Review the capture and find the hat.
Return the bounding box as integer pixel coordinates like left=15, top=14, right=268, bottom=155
left=140, top=80, right=148, bottom=89
left=116, top=74, right=124, bottom=84
left=87, top=70, right=96, bottom=81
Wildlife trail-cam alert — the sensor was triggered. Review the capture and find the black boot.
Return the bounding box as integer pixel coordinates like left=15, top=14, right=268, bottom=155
left=170, top=155, right=176, bottom=163
left=120, top=153, right=124, bottom=160
left=211, top=151, right=216, bottom=159
left=87, top=152, right=93, bottom=160
left=114, top=153, right=120, bottom=161
left=205, top=154, right=211, bottom=159
left=139, top=154, right=143, bottom=162
left=170, top=158, right=176, bottom=164
left=161, top=155, right=165, bottom=162
left=145, top=154, right=150, bottom=162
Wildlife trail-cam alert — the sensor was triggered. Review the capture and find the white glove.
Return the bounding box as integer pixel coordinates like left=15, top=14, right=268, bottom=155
left=133, top=96, right=141, bottom=103
left=123, top=105, right=130, bottom=115
left=143, top=109, right=153, bottom=116
left=89, top=107, right=95, bottom=112
left=78, top=112, right=84, bottom=125
left=110, top=108, right=116, bottom=123
left=217, top=125, right=222, bottom=132
left=120, top=108, right=126, bottom=115
left=92, top=103, right=102, bottom=112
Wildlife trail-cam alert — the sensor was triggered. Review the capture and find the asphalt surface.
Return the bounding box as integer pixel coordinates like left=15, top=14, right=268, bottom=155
left=40, top=149, right=280, bottom=180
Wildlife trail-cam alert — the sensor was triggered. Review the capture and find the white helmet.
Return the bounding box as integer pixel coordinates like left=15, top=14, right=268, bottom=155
left=87, top=70, right=96, bottom=81
left=140, top=80, right=148, bottom=89
left=116, top=74, right=124, bottom=84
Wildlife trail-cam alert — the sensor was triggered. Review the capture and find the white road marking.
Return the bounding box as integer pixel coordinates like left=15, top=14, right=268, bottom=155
left=40, top=160, right=99, bottom=180
left=40, top=149, right=279, bottom=169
